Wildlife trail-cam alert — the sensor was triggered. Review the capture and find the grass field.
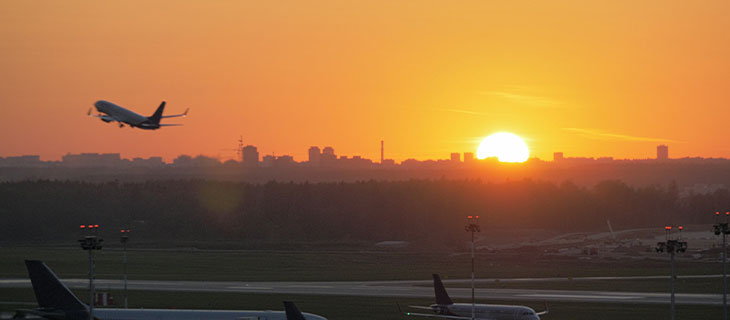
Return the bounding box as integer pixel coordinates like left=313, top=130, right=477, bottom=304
left=0, top=246, right=725, bottom=319
left=0, top=246, right=721, bottom=282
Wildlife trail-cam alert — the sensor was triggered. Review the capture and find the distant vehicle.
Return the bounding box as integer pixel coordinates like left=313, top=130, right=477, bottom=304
left=403, top=274, right=547, bottom=320
left=88, top=100, right=188, bottom=129
left=17, top=260, right=327, bottom=320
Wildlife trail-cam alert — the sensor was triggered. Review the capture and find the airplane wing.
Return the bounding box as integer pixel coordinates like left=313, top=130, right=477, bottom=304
left=87, top=108, right=118, bottom=123
left=408, top=306, right=435, bottom=310
left=161, top=108, right=189, bottom=118
left=398, top=304, right=473, bottom=320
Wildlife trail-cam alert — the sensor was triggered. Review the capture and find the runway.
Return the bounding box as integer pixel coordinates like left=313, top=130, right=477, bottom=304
left=0, top=276, right=723, bottom=306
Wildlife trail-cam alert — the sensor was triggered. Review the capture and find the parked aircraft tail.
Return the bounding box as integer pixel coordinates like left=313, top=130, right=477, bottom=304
left=148, top=101, right=166, bottom=124
left=25, top=260, right=87, bottom=317
left=284, top=301, right=307, bottom=320
left=432, top=274, right=454, bottom=305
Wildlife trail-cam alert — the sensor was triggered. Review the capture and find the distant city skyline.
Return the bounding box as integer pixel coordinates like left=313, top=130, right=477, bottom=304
left=4, top=144, right=730, bottom=190
left=0, top=144, right=699, bottom=166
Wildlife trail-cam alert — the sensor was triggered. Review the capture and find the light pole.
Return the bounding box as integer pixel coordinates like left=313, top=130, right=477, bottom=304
left=120, top=229, right=130, bottom=309
left=713, top=211, right=730, bottom=320
left=656, top=225, right=687, bottom=320
left=465, top=215, right=480, bottom=320
left=79, top=224, right=103, bottom=320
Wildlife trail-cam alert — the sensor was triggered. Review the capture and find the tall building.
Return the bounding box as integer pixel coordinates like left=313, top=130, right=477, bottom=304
left=308, top=146, right=321, bottom=167
left=553, top=152, right=564, bottom=162
left=450, top=152, right=461, bottom=163
left=321, top=146, right=336, bottom=167
left=463, top=152, right=474, bottom=163
left=657, top=145, right=669, bottom=160
left=242, top=145, right=259, bottom=167
left=380, top=140, right=384, bottom=164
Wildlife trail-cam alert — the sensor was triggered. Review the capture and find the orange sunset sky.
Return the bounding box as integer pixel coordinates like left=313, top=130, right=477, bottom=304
left=1, top=1, right=729, bottom=162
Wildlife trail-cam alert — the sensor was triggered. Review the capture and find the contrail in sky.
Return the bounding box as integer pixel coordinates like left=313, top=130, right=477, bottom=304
left=563, top=128, right=680, bottom=143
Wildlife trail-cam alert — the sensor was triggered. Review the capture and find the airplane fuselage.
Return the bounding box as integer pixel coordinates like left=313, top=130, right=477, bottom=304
left=92, top=308, right=326, bottom=320
left=93, top=100, right=161, bottom=130
left=434, top=303, right=540, bottom=320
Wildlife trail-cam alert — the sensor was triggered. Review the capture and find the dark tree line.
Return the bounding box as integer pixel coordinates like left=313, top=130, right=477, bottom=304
left=0, top=179, right=725, bottom=245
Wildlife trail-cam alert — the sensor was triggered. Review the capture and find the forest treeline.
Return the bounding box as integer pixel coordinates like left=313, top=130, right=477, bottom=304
left=0, top=179, right=726, bottom=245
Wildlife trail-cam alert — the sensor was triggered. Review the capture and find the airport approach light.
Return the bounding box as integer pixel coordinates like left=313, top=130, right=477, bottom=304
left=656, top=225, right=687, bottom=320
left=79, top=224, right=103, bottom=320
left=465, top=215, right=481, bottom=320
left=120, top=228, right=130, bottom=308
left=714, top=211, right=730, bottom=320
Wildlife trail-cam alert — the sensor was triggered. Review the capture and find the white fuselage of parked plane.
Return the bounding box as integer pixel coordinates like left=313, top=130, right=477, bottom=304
left=93, top=308, right=327, bottom=320
left=436, top=303, right=540, bottom=320
left=94, top=100, right=149, bottom=126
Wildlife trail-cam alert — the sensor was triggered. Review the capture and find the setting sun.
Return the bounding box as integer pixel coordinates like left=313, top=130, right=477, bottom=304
left=477, top=132, right=530, bottom=163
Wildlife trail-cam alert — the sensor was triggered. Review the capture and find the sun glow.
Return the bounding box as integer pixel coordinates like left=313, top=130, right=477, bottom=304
left=476, top=132, right=530, bottom=163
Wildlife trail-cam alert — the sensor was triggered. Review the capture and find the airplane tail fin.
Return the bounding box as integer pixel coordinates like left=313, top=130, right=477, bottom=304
left=148, top=101, right=166, bottom=124
left=433, top=274, right=454, bottom=305
left=283, top=301, right=307, bottom=320
left=25, top=260, right=87, bottom=313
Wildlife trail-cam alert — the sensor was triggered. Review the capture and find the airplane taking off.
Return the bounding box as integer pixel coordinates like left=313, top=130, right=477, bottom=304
left=403, top=274, right=547, bottom=320
left=88, top=100, right=188, bottom=130
left=18, top=260, right=327, bottom=320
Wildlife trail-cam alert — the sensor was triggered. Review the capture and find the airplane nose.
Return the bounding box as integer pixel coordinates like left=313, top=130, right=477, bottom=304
left=94, top=100, right=108, bottom=111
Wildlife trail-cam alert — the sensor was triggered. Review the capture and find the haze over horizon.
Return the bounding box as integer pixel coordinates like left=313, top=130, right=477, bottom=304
left=2, top=1, right=729, bottom=162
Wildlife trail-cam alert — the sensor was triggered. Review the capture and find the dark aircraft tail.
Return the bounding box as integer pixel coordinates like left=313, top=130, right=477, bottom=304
left=284, top=301, right=307, bottom=320
left=25, top=260, right=87, bottom=316
left=148, top=101, right=166, bottom=124
left=433, top=274, right=454, bottom=305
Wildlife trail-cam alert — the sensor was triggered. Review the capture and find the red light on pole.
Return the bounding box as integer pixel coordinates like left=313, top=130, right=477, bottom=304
left=120, top=230, right=125, bottom=233
left=726, top=212, right=729, bottom=216
left=87, top=225, right=93, bottom=228
left=475, top=216, right=479, bottom=219
left=94, top=224, right=99, bottom=228
left=467, top=216, right=473, bottom=219
left=678, top=226, right=684, bottom=230
left=126, top=229, right=130, bottom=233
left=665, top=226, right=672, bottom=230
left=80, top=225, right=86, bottom=229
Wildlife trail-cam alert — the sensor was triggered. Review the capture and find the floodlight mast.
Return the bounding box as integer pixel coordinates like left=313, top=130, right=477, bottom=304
left=120, top=229, right=130, bottom=309
left=655, top=225, right=687, bottom=320
left=713, top=211, right=730, bottom=320
left=465, top=215, right=480, bottom=320
left=79, top=224, right=103, bottom=320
